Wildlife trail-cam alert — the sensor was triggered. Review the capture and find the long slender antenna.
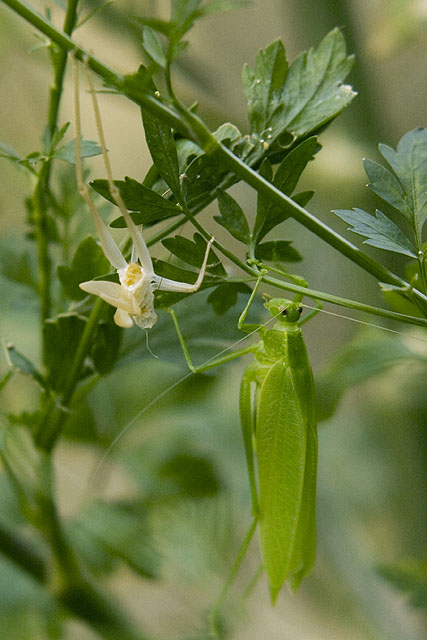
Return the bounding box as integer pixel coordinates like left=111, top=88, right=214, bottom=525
left=302, top=303, right=427, bottom=343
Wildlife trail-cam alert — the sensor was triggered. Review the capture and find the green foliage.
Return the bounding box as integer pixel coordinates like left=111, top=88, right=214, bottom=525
left=377, top=557, right=427, bottom=609
left=242, top=29, right=355, bottom=145
left=43, top=314, right=87, bottom=391
left=334, top=128, right=427, bottom=258
left=3, top=343, right=46, bottom=391
left=93, top=176, right=180, bottom=226
left=57, top=236, right=108, bottom=301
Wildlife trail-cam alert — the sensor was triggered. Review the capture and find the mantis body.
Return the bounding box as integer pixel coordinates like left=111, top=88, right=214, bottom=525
left=170, top=281, right=319, bottom=602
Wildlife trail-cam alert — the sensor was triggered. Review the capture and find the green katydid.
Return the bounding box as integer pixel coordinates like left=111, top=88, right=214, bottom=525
left=168, top=276, right=320, bottom=604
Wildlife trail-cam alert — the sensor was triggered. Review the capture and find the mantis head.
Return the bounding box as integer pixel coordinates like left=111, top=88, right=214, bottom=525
left=265, top=298, right=303, bottom=324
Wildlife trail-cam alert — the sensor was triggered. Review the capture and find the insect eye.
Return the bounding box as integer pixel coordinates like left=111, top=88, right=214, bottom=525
left=281, top=308, right=287, bottom=316
left=298, top=306, right=303, bottom=314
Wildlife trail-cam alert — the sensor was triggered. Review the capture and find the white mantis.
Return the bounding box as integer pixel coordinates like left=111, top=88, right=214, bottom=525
left=72, top=55, right=214, bottom=329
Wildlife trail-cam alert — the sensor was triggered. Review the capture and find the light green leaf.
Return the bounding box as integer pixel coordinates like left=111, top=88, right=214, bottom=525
left=367, top=128, right=427, bottom=237
left=53, top=138, right=103, bottom=164
left=333, top=208, right=417, bottom=257
left=214, top=190, right=251, bottom=244
left=142, top=26, right=167, bottom=68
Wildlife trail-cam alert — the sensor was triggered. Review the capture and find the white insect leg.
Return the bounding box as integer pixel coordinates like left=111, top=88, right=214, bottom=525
left=153, top=237, right=215, bottom=292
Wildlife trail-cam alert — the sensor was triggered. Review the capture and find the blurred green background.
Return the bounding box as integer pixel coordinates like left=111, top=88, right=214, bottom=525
left=0, top=1, right=426, bottom=639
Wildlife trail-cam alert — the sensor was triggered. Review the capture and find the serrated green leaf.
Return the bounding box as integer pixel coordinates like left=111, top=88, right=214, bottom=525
left=43, top=314, right=88, bottom=392
left=366, top=128, right=427, bottom=239
left=162, top=233, right=226, bottom=276
left=53, top=138, right=103, bottom=164
left=91, top=177, right=180, bottom=226
left=57, top=236, right=109, bottom=301
left=255, top=240, right=302, bottom=263
left=141, top=108, right=182, bottom=200
left=273, top=137, right=318, bottom=195
left=182, top=147, right=230, bottom=207
left=242, top=39, right=289, bottom=136
left=207, top=282, right=251, bottom=315
left=333, top=208, right=417, bottom=258
left=142, top=26, right=167, bottom=68
left=122, top=65, right=155, bottom=96
left=363, top=158, right=411, bottom=220
left=243, top=29, right=355, bottom=143
left=3, top=342, right=46, bottom=390
left=214, top=190, right=250, bottom=244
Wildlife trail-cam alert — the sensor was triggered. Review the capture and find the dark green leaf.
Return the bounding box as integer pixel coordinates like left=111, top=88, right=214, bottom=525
left=162, top=233, right=226, bottom=276
left=3, top=342, right=46, bottom=390
left=53, top=138, right=102, bottom=164
left=255, top=240, right=302, bottom=263
left=142, top=26, right=167, bottom=68
left=376, top=557, right=427, bottom=609
left=91, top=311, right=123, bottom=375
left=43, top=314, right=88, bottom=392
left=367, top=128, right=427, bottom=235
left=121, top=64, right=155, bottom=96
left=91, top=177, right=180, bottom=226
left=57, top=236, right=109, bottom=301
left=255, top=190, right=314, bottom=243
left=214, top=190, right=250, bottom=244
left=316, top=328, right=418, bottom=421
left=182, top=148, right=230, bottom=207
left=207, top=282, right=251, bottom=315
left=273, top=137, right=318, bottom=195
left=333, top=208, right=417, bottom=257
left=74, top=501, right=159, bottom=578
left=141, top=108, right=182, bottom=200
left=0, top=250, right=38, bottom=291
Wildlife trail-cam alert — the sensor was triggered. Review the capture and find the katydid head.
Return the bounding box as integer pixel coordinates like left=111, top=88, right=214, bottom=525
left=265, top=298, right=303, bottom=324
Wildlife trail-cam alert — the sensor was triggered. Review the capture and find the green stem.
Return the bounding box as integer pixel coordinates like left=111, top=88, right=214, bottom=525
left=35, top=297, right=105, bottom=452
left=0, top=516, right=47, bottom=583
left=32, top=0, right=79, bottom=332
left=3, top=0, right=427, bottom=313
left=38, top=456, right=148, bottom=640
left=208, top=517, right=258, bottom=639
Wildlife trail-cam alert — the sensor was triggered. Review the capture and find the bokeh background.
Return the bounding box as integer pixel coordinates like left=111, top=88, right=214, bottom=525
left=0, top=1, right=426, bottom=638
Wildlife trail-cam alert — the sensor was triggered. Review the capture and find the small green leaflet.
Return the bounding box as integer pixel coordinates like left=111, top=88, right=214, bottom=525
left=3, top=342, right=46, bottom=390
left=91, top=177, right=180, bottom=226
left=53, top=138, right=103, bottom=164
left=242, top=28, right=355, bottom=143
left=141, top=108, right=183, bottom=201
left=364, top=128, right=427, bottom=242
left=142, top=26, right=167, bottom=68
left=376, top=556, right=427, bottom=609
left=214, top=190, right=251, bottom=244
left=333, top=208, right=417, bottom=258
